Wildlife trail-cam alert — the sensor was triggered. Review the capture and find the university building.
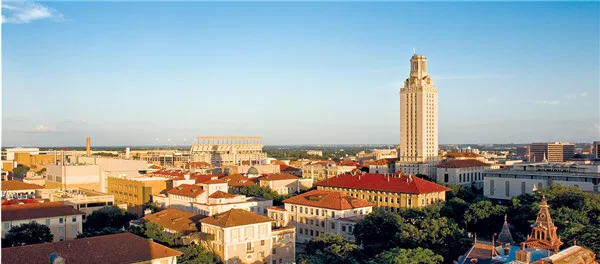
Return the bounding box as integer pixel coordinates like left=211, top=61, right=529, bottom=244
left=315, top=172, right=449, bottom=211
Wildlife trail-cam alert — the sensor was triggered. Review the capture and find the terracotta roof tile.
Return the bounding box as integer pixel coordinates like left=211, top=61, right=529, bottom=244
left=282, top=190, right=373, bottom=210
left=208, top=190, right=237, bottom=199
left=221, top=174, right=255, bottom=187
left=1, top=233, right=182, bottom=264
left=444, top=152, right=482, bottom=158
left=316, top=173, right=450, bottom=194
left=1, top=199, right=42, bottom=206
left=267, top=206, right=287, bottom=212
left=142, top=208, right=204, bottom=235
left=259, top=174, right=299, bottom=181
left=203, top=179, right=227, bottom=184
left=1, top=180, right=43, bottom=191
left=167, top=184, right=204, bottom=198
left=189, top=161, right=213, bottom=168
left=200, top=209, right=273, bottom=228
left=436, top=160, right=491, bottom=168
left=369, top=158, right=398, bottom=165
left=2, top=202, right=85, bottom=221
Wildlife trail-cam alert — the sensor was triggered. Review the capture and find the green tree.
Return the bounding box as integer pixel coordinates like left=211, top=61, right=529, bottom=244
left=370, top=247, right=443, bottom=264
left=463, top=200, right=507, bottom=237
left=239, top=185, right=288, bottom=205
left=77, top=227, right=125, bottom=238
left=84, top=206, right=137, bottom=233
left=12, top=165, right=30, bottom=177
left=441, top=197, right=469, bottom=227
left=177, top=244, right=222, bottom=264
left=144, top=222, right=178, bottom=246
left=568, top=225, right=600, bottom=256
left=298, top=233, right=363, bottom=264
left=353, top=209, right=405, bottom=257
left=2, top=222, right=53, bottom=247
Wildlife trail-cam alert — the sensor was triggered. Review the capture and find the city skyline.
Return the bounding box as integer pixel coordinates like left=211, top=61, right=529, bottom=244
left=3, top=1, right=599, bottom=146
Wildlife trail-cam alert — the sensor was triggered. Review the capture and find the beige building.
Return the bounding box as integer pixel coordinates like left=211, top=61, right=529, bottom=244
left=272, top=190, right=374, bottom=243
left=367, top=158, right=397, bottom=174
left=398, top=54, right=438, bottom=163
left=528, top=142, right=575, bottom=163
left=1, top=180, right=43, bottom=200
left=306, top=150, right=323, bottom=157
left=2, top=202, right=84, bottom=242
left=153, top=181, right=273, bottom=217
left=200, top=209, right=296, bottom=264
left=301, top=163, right=355, bottom=181
left=436, top=160, right=497, bottom=187
left=142, top=208, right=204, bottom=245
left=190, top=136, right=269, bottom=166
left=316, top=172, right=449, bottom=211
left=107, top=176, right=171, bottom=216
left=258, top=174, right=313, bottom=195
left=36, top=188, right=115, bottom=217
left=1, top=232, right=182, bottom=264
left=224, top=164, right=281, bottom=175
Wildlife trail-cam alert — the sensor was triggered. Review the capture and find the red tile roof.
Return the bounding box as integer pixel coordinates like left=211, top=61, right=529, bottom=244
left=1, top=180, right=43, bottom=191
left=337, top=160, right=361, bottom=167
left=203, top=179, right=227, bottom=184
left=2, top=202, right=85, bottom=221
left=316, top=173, right=450, bottom=194
left=282, top=190, right=374, bottom=210
left=148, top=164, right=162, bottom=170
left=280, top=164, right=300, bottom=172
left=1, top=199, right=42, bottom=206
left=208, top=191, right=237, bottom=199
left=1, top=233, right=182, bottom=264
left=369, top=158, right=398, bottom=165
left=436, top=160, right=491, bottom=168
left=194, top=174, right=226, bottom=184
left=270, top=160, right=287, bottom=166
left=267, top=206, right=287, bottom=212
left=167, top=184, right=204, bottom=198
left=200, top=209, right=273, bottom=227
left=443, top=152, right=482, bottom=158
left=142, top=208, right=204, bottom=235
left=221, top=174, right=255, bottom=187
left=259, top=173, right=299, bottom=181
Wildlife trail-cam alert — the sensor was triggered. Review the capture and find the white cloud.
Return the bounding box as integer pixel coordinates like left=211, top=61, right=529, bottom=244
left=2, top=1, right=63, bottom=24
left=35, top=124, right=57, bottom=132
left=580, top=92, right=589, bottom=97
left=536, top=100, right=561, bottom=105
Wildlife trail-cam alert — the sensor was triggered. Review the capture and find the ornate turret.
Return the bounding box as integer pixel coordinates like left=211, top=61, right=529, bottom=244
left=521, top=196, right=563, bottom=254
left=497, top=215, right=514, bottom=245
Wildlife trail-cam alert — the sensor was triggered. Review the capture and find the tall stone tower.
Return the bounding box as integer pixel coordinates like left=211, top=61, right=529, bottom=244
left=398, top=54, right=438, bottom=162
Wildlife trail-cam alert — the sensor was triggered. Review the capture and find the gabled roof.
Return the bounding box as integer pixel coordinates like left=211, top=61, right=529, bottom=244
left=282, top=190, right=373, bottom=210
left=280, top=164, right=300, bottom=172
left=1, top=233, right=182, bottom=264
left=221, top=174, right=255, bottom=187
left=208, top=190, right=237, bottom=199
left=203, top=179, right=227, bottom=184
left=200, top=209, right=273, bottom=228
left=142, top=208, right=204, bottom=235
left=1, top=180, right=43, bottom=191
left=369, top=158, right=398, bottom=165
left=316, top=173, right=450, bottom=194
left=194, top=174, right=226, bottom=184
left=259, top=173, right=299, bottom=181
left=436, top=160, right=491, bottom=168
left=2, top=202, right=85, bottom=221
left=458, top=242, right=503, bottom=264
left=167, top=184, right=204, bottom=198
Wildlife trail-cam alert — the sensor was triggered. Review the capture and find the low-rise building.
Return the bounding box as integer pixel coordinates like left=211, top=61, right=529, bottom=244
left=107, top=176, right=171, bottom=216
left=35, top=188, right=115, bottom=217
left=316, top=172, right=449, bottom=211
left=1, top=232, right=183, bottom=264
left=271, top=189, right=374, bottom=243
left=221, top=174, right=256, bottom=193
left=483, top=163, right=600, bottom=200
left=367, top=158, right=397, bottom=174
left=301, top=163, right=356, bottom=181
left=224, top=164, right=281, bottom=175
left=394, top=160, right=439, bottom=178
left=142, top=208, right=204, bottom=244
left=1, top=180, right=43, bottom=200
left=200, top=209, right=296, bottom=264
left=1, top=202, right=85, bottom=242
left=258, top=174, right=313, bottom=195
left=436, top=160, right=497, bottom=187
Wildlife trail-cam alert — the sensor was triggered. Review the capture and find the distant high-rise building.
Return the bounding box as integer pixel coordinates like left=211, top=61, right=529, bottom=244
left=516, top=145, right=529, bottom=158
left=528, top=142, right=575, bottom=163
left=398, top=54, right=438, bottom=163
left=594, top=141, right=600, bottom=160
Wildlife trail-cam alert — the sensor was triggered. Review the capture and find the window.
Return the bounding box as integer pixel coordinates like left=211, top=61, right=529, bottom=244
left=331, top=212, right=335, bottom=218
left=272, top=248, right=276, bottom=254
left=331, top=223, right=335, bottom=229
left=315, top=209, right=319, bottom=215
left=59, top=236, right=64, bottom=241
left=299, top=228, right=303, bottom=234
left=72, top=226, right=77, bottom=232
left=321, top=221, right=325, bottom=227
left=59, top=227, right=64, bottom=233
left=45, top=219, right=51, bottom=226
left=59, top=218, right=64, bottom=224
left=3, top=223, right=9, bottom=230
left=310, top=219, right=314, bottom=225
left=342, top=226, right=346, bottom=232
left=72, top=217, right=77, bottom=223
left=247, top=242, right=252, bottom=251
left=310, top=230, right=313, bottom=236
left=444, top=174, right=449, bottom=183
left=261, top=240, right=265, bottom=246
left=505, top=181, right=510, bottom=197
left=490, top=180, right=495, bottom=195
left=521, top=182, right=526, bottom=194
left=315, top=220, right=319, bottom=226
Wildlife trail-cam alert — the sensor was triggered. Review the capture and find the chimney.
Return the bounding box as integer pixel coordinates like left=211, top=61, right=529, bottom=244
left=85, top=137, right=91, bottom=157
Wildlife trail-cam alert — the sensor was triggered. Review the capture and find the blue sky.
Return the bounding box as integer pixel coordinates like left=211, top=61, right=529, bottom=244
left=2, top=1, right=599, bottom=147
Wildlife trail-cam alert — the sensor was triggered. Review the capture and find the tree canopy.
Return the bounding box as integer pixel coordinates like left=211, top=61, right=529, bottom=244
left=176, top=244, right=222, bottom=264
left=2, top=222, right=53, bottom=247
left=83, top=206, right=137, bottom=233
left=371, top=247, right=444, bottom=264
left=298, top=233, right=363, bottom=264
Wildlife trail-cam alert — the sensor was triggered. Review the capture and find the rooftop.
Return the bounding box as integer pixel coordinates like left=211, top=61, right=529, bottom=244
left=259, top=173, right=299, bottom=181
left=283, top=190, right=373, bottom=210
left=208, top=190, right=237, bottom=199
left=316, top=173, right=450, bottom=194
left=1, top=180, right=43, bottom=191
left=2, top=202, right=85, bottom=221
left=167, top=184, right=204, bottom=198
left=200, top=209, right=273, bottom=228
left=444, top=152, right=483, bottom=158
left=437, top=160, right=491, bottom=168
left=142, top=208, right=204, bottom=235
left=1, top=233, right=182, bottom=264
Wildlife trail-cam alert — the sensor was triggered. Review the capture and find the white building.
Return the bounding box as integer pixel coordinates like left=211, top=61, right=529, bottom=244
left=436, top=160, right=499, bottom=187
left=267, top=189, right=374, bottom=243
left=483, top=163, right=600, bottom=200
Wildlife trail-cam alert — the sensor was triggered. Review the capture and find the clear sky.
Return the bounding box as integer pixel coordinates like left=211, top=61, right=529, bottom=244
left=2, top=1, right=599, bottom=147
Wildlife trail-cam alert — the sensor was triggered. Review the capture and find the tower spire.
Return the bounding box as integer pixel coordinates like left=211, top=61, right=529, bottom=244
left=521, top=195, right=563, bottom=254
